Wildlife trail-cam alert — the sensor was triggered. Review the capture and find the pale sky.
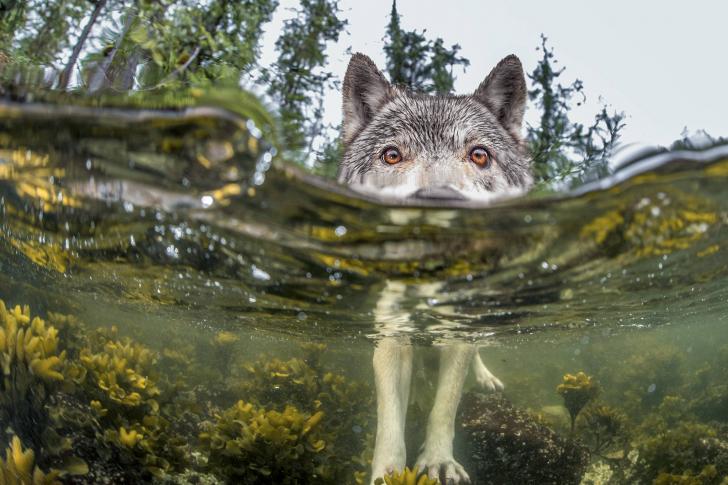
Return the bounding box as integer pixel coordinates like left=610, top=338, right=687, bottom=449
left=258, top=0, right=728, bottom=149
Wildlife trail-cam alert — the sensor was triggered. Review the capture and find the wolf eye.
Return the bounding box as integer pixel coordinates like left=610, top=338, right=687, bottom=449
left=381, top=147, right=403, bottom=165
left=469, top=146, right=490, bottom=167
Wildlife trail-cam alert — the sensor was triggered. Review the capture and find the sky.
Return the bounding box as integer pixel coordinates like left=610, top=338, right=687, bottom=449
left=259, top=0, right=728, bottom=149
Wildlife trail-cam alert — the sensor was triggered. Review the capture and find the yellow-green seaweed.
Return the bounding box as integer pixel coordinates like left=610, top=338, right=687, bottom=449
left=0, top=436, right=60, bottom=485
left=557, top=372, right=599, bottom=432
left=200, top=400, right=328, bottom=484
left=373, top=467, right=440, bottom=485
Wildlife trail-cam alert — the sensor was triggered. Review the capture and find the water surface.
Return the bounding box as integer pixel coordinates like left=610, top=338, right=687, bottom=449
left=1, top=99, right=727, bottom=484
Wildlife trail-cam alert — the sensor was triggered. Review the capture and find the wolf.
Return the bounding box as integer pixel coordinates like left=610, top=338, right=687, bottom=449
left=337, top=53, right=532, bottom=484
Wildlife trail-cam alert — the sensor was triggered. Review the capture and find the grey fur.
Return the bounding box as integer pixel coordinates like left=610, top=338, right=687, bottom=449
left=338, top=53, right=532, bottom=203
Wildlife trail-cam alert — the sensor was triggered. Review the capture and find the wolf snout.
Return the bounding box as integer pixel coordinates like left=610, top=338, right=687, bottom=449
left=411, top=186, right=467, bottom=201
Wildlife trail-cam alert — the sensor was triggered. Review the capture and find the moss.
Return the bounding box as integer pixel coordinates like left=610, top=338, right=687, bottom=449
left=0, top=436, right=61, bottom=485
left=557, top=372, right=599, bottom=432
left=373, top=467, right=440, bottom=485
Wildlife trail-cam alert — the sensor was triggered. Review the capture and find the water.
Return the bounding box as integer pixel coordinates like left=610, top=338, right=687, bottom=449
left=1, top=98, right=727, bottom=484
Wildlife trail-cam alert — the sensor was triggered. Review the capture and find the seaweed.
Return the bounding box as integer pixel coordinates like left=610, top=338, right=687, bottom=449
left=0, top=436, right=61, bottom=485
left=199, top=400, right=328, bottom=484
left=631, top=422, right=728, bottom=484
left=0, top=301, right=66, bottom=451
left=457, top=392, right=589, bottom=485
left=373, top=467, right=439, bottom=485
left=557, top=372, right=599, bottom=433
left=224, top=343, right=375, bottom=483
left=579, top=404, right=629, bottom=459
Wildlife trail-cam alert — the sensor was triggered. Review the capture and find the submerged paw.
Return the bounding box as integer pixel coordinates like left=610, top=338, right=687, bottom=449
left=415, top=453, right=470, bottom=484
left=475, top=371, right=504, bottom=392
left=373, top=466, right=440, bottom=485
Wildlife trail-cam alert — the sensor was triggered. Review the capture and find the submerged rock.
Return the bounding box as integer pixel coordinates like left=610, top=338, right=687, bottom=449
left=456, top=392, right=589, bottom=485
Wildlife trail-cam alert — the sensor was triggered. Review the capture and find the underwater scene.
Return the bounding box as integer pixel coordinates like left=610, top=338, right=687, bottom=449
left=0, top=95, right=727, bottom=485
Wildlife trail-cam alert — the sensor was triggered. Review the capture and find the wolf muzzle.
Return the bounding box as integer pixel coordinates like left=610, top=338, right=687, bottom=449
left=411, top=186, right=467, bottom=201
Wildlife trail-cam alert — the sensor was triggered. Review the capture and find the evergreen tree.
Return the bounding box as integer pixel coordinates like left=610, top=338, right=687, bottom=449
left=526, top=35, right=625, bottom=185
left=382, top=0, right=468, bottom=94
left=265, top=0, right=346, bottom=158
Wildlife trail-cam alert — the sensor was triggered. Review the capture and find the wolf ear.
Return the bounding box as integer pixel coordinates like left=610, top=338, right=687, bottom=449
left=342, top=53, right=392, bottom=145
left=474, top=55, right=527, bottom=133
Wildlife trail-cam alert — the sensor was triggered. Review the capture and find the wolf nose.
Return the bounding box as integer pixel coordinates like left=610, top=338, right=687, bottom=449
left=411, top=186, right=467, bottom=201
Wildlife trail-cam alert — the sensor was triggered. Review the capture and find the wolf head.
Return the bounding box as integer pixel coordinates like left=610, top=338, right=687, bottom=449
left=337, top=53, right=532, bottom=202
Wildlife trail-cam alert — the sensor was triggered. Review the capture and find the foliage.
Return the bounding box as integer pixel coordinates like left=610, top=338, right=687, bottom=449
left=526, top=35, right=626, bottom=186
left=1, top=0, right=635, bottom=185
left=557, top=371, right=599, bottom=432
left=132, top=0, right=280, bottom=90
left=374, top=466, right=440, bottom=485
left=264, top=0, right=346, bottom=159
left=383, top=1, right=469, bottom=94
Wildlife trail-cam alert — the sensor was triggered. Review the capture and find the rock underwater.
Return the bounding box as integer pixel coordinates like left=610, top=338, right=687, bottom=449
left=456, top=392, right=589, bottom=485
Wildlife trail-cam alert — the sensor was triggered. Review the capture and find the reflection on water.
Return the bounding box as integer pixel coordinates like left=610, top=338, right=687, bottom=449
left=1, top=99, right=728, bottom=484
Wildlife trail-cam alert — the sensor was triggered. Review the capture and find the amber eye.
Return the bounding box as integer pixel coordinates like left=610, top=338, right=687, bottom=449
left=469, top=146, right=490, bottom=167
left=381, top=147, right=403, bottom=165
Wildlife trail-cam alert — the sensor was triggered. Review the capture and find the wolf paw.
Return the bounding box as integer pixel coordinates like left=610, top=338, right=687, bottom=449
left=415, top=449, right=470, bottom=484
left=370, top=443, right=406, bottom=485
left=472, top=358, right=504, bottom=392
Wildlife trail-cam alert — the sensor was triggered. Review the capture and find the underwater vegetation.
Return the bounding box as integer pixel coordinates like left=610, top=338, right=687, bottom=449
left=554, top=357, right=728, bottom=484
left=2, top=296, right=727, bottom=484
left=580, top=188, right=718, bottom=260
left=0, top=298, right=378, bottom=484
left=632, top=422, right=728, bottom=485
left=218, top=343, right=375, bottom=483
left=0, top=436, right=61, bottom=485
left=457, top=392, right=589, bottom=485
left=200, top=400, right=327, bottom=484
left=579, top=404, right=629, bottom=459
left=0, top=302, right=65, bottom=449
left=373, top=467, right=439, bottom=485
left=557, top=371, right=599, bottom=433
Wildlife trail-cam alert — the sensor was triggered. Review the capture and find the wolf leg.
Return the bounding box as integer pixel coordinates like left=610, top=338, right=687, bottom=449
left=472, top=350, right=504, bottom=392
left=416, top=343, right=474, bottom=484
left=370, top=337, right=412, bottom=484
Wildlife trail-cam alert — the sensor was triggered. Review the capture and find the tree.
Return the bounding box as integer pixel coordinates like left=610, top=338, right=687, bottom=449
left=526, top=35, right=625, bottom=186
left=13, top=0, right=89, bottom=68
left=265, top=0, right=347, bottom=159
left=383, top=0, right=468, bottom=94
left=148, top=0, right=279, bottom=86
left=57, top=0, right=109, bottom=90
